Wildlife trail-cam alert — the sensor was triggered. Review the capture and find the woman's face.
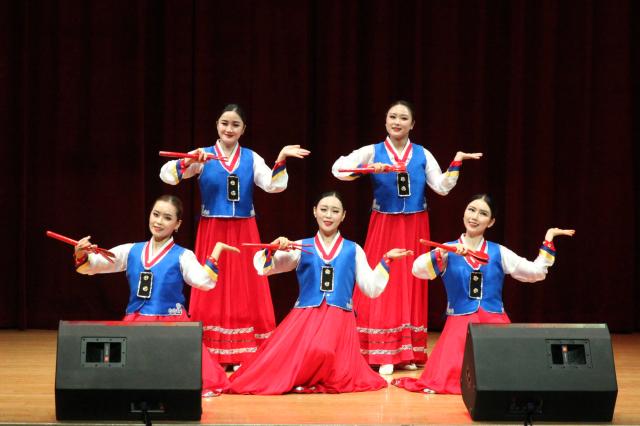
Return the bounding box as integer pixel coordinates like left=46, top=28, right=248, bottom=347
left=216, top=111, right=246, bottom=146
left=385, top=104, right=414, bottom=141
left=463, top=198, right=495, bottom=238
left=313, top=196, right=346, bottom=236
left=148, top=200, right=182, bottom=241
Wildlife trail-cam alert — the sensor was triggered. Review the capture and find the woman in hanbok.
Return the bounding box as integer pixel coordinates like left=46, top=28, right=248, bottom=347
left=74, top=194, right=238, bottom=396
left=160, top=104, right=309, bottom=369
left=393, top=193, right=574, bottom=394
left=228, top=191, right=412, bottom=394
left=332, top=100, right=482, bottom=374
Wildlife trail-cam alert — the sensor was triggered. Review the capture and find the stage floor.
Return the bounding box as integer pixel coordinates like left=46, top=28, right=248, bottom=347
left=1, top=330, right=639, bottom=425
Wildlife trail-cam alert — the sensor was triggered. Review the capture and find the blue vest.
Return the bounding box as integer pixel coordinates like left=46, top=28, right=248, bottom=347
left=198, top=146, right=255, bottom=217
left=125, top=242, right=187, bottom=315
left=370, top=142, right=427, bottom=213
left=294, top=237, right=357, bottom=311
left=441, top=241, right=505, bottom=315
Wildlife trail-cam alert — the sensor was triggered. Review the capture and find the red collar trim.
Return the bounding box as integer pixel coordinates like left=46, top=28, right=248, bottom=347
left=143, top=239, right=175, bottom=269
left=314, top=233, right=343, bottom=261
left=214, top=141, right=241, bottom=172
left=384, top=137, right=412, bottom=164
left=458, top=236, right=486, bottom=269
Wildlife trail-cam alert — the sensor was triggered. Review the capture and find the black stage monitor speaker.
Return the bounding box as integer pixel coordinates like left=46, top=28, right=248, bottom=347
left=55, top=320, right=202, bottom=421
left=461, top=323, right=617, bottom=422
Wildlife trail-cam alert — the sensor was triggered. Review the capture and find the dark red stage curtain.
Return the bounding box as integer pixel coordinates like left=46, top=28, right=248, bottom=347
left=1, top=0, right=638, bottom=331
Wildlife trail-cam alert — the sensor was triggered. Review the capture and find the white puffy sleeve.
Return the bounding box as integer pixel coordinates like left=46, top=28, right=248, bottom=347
left=179, top=249, right=217, bottom=291
left=252, top=244, right=302, bottom=276
left=424, top=148, right=461, bottom=196
left=354, top=244, right=393, bottom=298
left=331, top=145, right=376, bottom=181
left=159, top=157, right=205, bottom=185
left=500, top=242, right=556, bottom=283
left=412, top=249, right=449, bottom=280
left=75, top=243, right=133, bottom=275
left=252, top=151, right=289, bottom=193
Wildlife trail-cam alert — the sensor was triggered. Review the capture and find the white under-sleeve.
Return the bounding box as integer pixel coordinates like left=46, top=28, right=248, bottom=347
left=331, top=145, right=376, bottom=180
left=354, top=244, right=390, bottom=298
left=424, top=149, right=458, bottom=195
left=252, top=151, right=288, bottom=193
left=412, top=250, right=450, bottom=280
left=76, top=244, right=133, bottom=275
left=179, top=249, right=216, bottom=291
left=252, top=243, right=302, bottom=276
left=159, top=158, right=204, bottom=185
left=500, top=245, right=552, bottom=283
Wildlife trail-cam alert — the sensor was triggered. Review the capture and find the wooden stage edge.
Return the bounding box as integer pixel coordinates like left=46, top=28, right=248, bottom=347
left=1, top=330, right=639, bottom=425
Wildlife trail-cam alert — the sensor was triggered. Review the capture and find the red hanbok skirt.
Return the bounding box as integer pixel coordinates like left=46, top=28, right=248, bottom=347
left=354, top=210, right=430, bottom=365
left=190, top=217, right=276, bottom=364
left=227, top=301, right=387, bottom=395
left=123, top=311, right=230, bottom=395
left=392, top=308, right=510, bottom=394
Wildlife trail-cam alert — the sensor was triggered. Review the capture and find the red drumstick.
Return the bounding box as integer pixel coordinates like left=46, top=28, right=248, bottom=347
left=338, top=163, right=407, bottom=174
left=46, top=231, right=116, bottom=263
left=159, top=151, right=227, bottom=161
left=241, top=242, right=313, bottom=255
left=382, top=163, right=407, bottom=173
left=419, top=238, right=489, bottom=265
